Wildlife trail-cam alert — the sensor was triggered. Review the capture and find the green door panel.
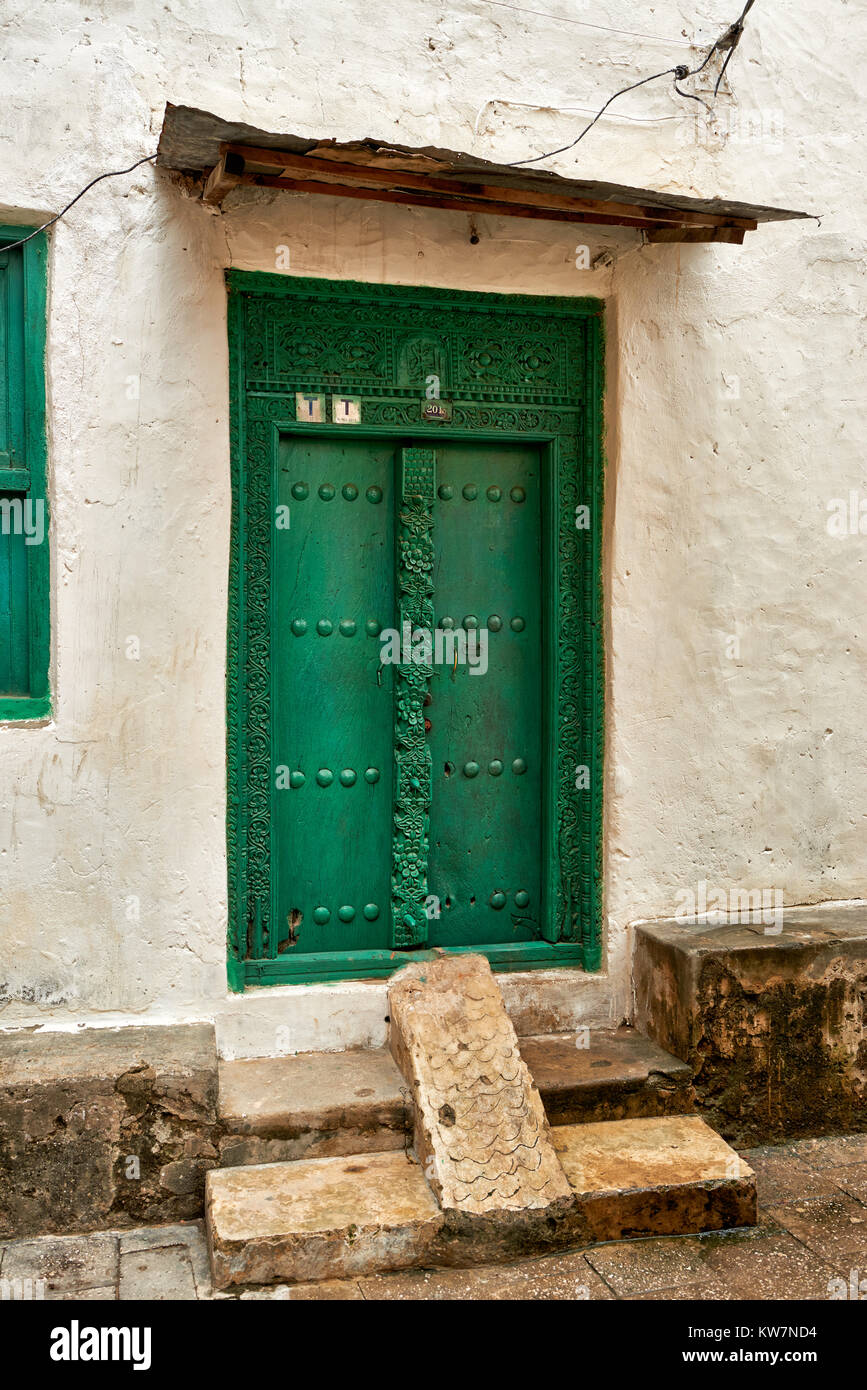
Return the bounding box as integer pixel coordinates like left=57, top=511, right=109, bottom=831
left=272, top=436, right=395, bottom=955
left=425, top=442, right=542, bottom=947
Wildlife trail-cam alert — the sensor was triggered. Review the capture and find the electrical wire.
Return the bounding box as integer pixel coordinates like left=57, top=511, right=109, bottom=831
left=507, top=0, right=759, bottom=167
left=475, top=0, right=693, bottom=47
left=0, top=154, right=157, bottom=254
left=474, top=95, right=682, bottom=139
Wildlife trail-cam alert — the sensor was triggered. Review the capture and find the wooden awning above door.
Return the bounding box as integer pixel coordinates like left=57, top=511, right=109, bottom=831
left=156, top=102, right=810, bottom=243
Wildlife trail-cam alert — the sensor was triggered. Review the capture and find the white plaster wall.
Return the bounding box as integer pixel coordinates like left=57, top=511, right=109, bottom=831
left=0, top=0, right=863, bottom=1053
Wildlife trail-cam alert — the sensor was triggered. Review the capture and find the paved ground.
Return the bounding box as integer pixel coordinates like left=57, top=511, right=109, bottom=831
left=3, top=1132, right=867, bottom=1300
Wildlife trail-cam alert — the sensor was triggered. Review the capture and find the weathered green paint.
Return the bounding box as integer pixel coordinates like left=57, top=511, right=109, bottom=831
left=0, top=226, right=49, bottom=722
left=226, top=272, right=605, bottom=988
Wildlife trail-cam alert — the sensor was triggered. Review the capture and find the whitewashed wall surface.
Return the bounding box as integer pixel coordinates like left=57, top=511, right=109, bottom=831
left=0, top=0, right=864, bottom=1054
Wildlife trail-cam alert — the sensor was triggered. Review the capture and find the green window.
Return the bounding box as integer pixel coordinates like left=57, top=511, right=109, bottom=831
left=0, top=226, right=49, bottom=720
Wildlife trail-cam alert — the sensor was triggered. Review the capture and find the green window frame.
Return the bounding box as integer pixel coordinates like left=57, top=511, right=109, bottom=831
left=0, top=225, right=50, bottom=721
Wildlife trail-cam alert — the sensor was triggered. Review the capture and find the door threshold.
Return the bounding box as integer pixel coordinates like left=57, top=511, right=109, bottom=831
left=240, top=941, right=587, bottom=988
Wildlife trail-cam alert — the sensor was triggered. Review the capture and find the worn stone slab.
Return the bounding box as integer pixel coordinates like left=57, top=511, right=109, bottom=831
left=118, top=1245, right=198, bottom=1300
left=0, top=1232, right=118, bottom=1294
left=218, top=1047, right=406, bottom=1165
left=791, top=1134, right=867, bottom=1169
left=553, top=1115, right=757, bottom=1242
left=388, top=955, right=573, bottom=1221
left=634, top=904, right=867, bottom=1145
left=740, top=1144, right=843, bottom=1205
left=0, top=1023, right=219, bottom=1239
left=205, top=1150, right=443, bottom=1288
left=115, top=1220, right=212, bottom=1297
left=358, top=1249, right=614, bottom=1300
left=766, top=1195, right=867, bottom=1264
left=518, top=1027, right=693, bottom=1125
left=117, top=1221, right=202, bottom=1254
left=828, top=1162, right=867, bottom=1205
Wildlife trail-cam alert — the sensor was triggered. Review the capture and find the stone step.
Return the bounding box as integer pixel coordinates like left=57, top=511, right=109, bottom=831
left=217, top=1028, right=693, bottom=1166
left=217, top=1048, right=407, bottom=1167
left=552, top=1115, right=756, bottom=1243
left=633, top=903, right=867, bottom=1145
left=205, top=1115, right=755, bottom=1289
left=206, top=1150, right=443, bottom=1289
left=518, top=1028, right=693, bottom=1125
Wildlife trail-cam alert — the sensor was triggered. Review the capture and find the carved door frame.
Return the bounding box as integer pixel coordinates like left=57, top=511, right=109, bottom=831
left=226, top=272, right=605, bottom=990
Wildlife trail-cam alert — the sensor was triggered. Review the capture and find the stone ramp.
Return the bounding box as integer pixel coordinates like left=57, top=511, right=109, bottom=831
left=387, top=955, right=573, bottom=1217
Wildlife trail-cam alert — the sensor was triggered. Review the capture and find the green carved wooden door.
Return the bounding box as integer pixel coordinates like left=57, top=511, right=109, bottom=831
left=227, top=273, right=604, bottom=989
left=271, top=437, right=543, bottom=958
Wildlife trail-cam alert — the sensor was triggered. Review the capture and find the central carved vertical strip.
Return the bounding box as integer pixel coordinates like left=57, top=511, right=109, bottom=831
left=390, top=447, right=436, bottom=949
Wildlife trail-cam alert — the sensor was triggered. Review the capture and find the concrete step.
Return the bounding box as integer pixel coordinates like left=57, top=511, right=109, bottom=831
left=633, top=903, right=867, bottom=1145
left=217, top=1028, right=693, bottom=1166
left=205, top=1114, right=754, bottom=1289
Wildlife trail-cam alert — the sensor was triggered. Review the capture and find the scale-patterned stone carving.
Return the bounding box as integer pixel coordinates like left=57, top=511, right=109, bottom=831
left=388, top=955, right=573, bottom=1217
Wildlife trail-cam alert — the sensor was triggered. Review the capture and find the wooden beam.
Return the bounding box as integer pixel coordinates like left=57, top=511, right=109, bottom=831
left=202, top=151, right=245, bottom=205
left=232, top=172, right=692, bottom=231
left=645, top=227, right=746, bottom=244
left=218, top=142, right=758, bottom=232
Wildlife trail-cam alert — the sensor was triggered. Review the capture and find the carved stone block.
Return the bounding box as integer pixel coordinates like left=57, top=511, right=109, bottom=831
left=388, top=954, right=573, bottom=1218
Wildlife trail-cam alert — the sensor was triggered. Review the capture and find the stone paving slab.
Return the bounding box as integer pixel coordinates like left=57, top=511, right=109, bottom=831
left=827, top=1162, right=867, bottom=1204
left=357, top=1248, right=614, bottom=1300
left=585, top=1227, right=845, bottom=1300
left=741, top=1145, right=843, bottom=1205
left=119, top=1246, right=198, bottom=1300
left=118, top=1221, right=202, bottom=1254
left=791, top=1134, right=867, bottom=1169
left=766, top=1194, right=867, bottom=1264
left=0, top=1232, right=118, bottom=1294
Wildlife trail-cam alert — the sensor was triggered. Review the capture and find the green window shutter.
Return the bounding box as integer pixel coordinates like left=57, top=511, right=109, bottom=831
left=0, top=227, right=49, bottom=720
